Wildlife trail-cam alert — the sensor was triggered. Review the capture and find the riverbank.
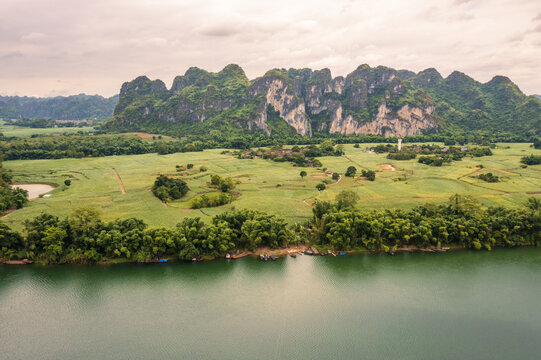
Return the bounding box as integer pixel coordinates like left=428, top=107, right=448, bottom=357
left=8, top=244, right=537, bottom=266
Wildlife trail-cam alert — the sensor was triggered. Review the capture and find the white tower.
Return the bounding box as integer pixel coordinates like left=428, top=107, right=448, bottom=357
left=398, top=138, right=402, bottom=151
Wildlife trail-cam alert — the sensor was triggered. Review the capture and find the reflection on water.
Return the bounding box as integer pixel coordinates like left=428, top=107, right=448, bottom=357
left=1, top=248, right=541, bottom=360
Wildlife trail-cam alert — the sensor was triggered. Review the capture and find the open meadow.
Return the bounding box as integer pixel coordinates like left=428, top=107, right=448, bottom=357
left=2, top=143, right=540, bottom=231
left=0, top=119, right=95, bottom=137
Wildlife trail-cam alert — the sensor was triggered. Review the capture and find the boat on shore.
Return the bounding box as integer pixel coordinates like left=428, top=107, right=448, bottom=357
left=1, top=259, right=33, bottom=265
left=225, top=253, right=231, bottom=260
left=231, top=252, right=250, bottom=259
left=192, top=256, right=203, bottom=262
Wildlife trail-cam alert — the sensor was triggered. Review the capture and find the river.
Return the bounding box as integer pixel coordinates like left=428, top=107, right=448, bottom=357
left=1, top=248, right=540, bottom=359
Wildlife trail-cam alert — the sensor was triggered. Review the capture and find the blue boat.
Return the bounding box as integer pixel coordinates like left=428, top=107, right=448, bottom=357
left=339, top=252, right=346, bottom=256
left=158, top=259, right=168, bottom=263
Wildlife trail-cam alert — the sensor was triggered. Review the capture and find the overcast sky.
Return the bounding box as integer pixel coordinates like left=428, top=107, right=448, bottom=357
left=1, top=0, right=540, bottom=97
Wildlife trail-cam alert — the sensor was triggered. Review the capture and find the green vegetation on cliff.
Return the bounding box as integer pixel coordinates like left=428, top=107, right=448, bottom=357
left=103, top=64, right=541, bottom=139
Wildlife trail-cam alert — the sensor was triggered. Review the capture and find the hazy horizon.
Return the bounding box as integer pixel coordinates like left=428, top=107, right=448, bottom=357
left=1, top=0, right=541, bottom=97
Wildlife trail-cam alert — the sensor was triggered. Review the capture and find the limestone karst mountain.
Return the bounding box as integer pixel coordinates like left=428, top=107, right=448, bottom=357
left=104, top=64, right=541, bottom=137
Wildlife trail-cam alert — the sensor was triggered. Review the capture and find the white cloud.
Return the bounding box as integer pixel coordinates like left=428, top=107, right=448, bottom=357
left=0, top=0, right=540, bottom=96
left=20, top=32, right=47, bottom=41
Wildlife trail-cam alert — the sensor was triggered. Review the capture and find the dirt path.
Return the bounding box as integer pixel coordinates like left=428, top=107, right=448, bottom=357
left=112, top=168, right=126, bottom=194
left=0, top=209, right=15, bottom=218
left=344, top=155, right=370, bottom=170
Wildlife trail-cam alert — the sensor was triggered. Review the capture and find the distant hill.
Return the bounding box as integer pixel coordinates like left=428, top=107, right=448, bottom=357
left=534, top=95, right=541, bottom=101
left=104, top=65, right=541, bottom=137
left=0, top=94, right=118, bottom=121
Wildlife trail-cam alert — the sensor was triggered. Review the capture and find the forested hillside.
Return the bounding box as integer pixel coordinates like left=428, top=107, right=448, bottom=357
left=0, top=94, right=118, bottom=121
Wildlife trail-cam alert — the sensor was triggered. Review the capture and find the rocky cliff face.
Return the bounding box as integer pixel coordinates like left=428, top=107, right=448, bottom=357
left=106, top=63, right=540, bottom=137
left=249, top=76, right=311, bottom=136
left=106, top=64, right=439, bottom=137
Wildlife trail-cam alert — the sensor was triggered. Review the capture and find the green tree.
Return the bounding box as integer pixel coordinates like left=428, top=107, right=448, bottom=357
left=68, top=207, right=101, bottom=241
left=345, top=166, right=357, bottom=177
left=527, top=197, right=541, bottom=211
left=64, top=179, right=71, bottom=186
left=336, top=190, right=360, bottom=209
left=299, top=170, right=307, bottom=179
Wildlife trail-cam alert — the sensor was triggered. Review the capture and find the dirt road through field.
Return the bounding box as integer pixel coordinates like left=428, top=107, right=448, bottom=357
left=112, top=168, right=126, bottom=194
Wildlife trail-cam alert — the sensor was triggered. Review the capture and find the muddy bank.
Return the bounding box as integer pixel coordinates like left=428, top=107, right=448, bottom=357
left=10, top=183, right=55, bottom=200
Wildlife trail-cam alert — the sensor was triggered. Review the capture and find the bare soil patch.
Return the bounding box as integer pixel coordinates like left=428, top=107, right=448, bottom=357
left=376, top=163, right=396, bottom=172
left=112, top=168, right=126, bottom=194
left=10, top=183, right=55, bottom=200
left=125, top=132, right=158, bottom=139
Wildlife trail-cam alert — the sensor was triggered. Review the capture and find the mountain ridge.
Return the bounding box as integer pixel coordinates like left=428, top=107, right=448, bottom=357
left=0, top=94, right=118, bottom=121
left=102, top=64, right=540, bottom=137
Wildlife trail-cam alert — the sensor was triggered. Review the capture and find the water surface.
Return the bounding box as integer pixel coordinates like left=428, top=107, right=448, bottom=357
left=1, top=248, right=540, bottom=359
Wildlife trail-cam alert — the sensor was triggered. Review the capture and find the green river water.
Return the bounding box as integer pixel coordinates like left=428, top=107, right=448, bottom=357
left=1, top=248, right=541, bottom=359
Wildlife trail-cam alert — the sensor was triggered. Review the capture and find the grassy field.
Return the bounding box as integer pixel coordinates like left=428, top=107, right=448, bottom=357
left=2, top=143, right=540, bottom=231
left=0, top=119, right=95, bottom=137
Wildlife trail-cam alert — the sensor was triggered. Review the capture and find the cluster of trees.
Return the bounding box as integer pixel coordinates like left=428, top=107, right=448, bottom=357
left=521, top=154, right=541, bottom=165
left=0, top=208, right=296, bottom=263
left=387, top=151, right=417, bottom=160
left=345, top=166, right=356, bottom=177
left=4, top=118, right=89, bottom=128
left=372, top=144, right=493, bottom=164
left=310, top=194, right=541, bottom=251
left=189, top=174, right=238, bottom=209
left=534, top=138, right=541, bottom=149
left=0, top=158, right=28, bottom=214
left=210, top=175, right=235, bottom=193
left=238, top=141, right=344, bottom=168
left=474, top=173, right=500, bottom=183
left=0, top=134, right=189, bottom=160
left=151, top=175, right=189, bottom=202
left=361, top=170, right=376, bottom=181
left=418, top=156, right=449, bottom=166
left=191, top=192, right=235, bottom=209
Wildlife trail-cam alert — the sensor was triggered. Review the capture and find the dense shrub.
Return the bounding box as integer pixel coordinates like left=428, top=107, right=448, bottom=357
left=151, top=175, right=189, bottom=202
left=521, top=154, right=541, bottom=165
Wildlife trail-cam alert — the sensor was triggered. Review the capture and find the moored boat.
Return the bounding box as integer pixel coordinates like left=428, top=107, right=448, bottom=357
left=2, top=259, right=33, bottom=265
left=192, top=256, right=203, bottom=262
left=225, top=253, right=231, bottom=259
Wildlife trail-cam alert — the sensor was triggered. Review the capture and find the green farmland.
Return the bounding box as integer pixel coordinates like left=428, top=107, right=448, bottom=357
left=0, top=119, right=95, bottom=137
left=2, top=143, right=540, bottom=231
